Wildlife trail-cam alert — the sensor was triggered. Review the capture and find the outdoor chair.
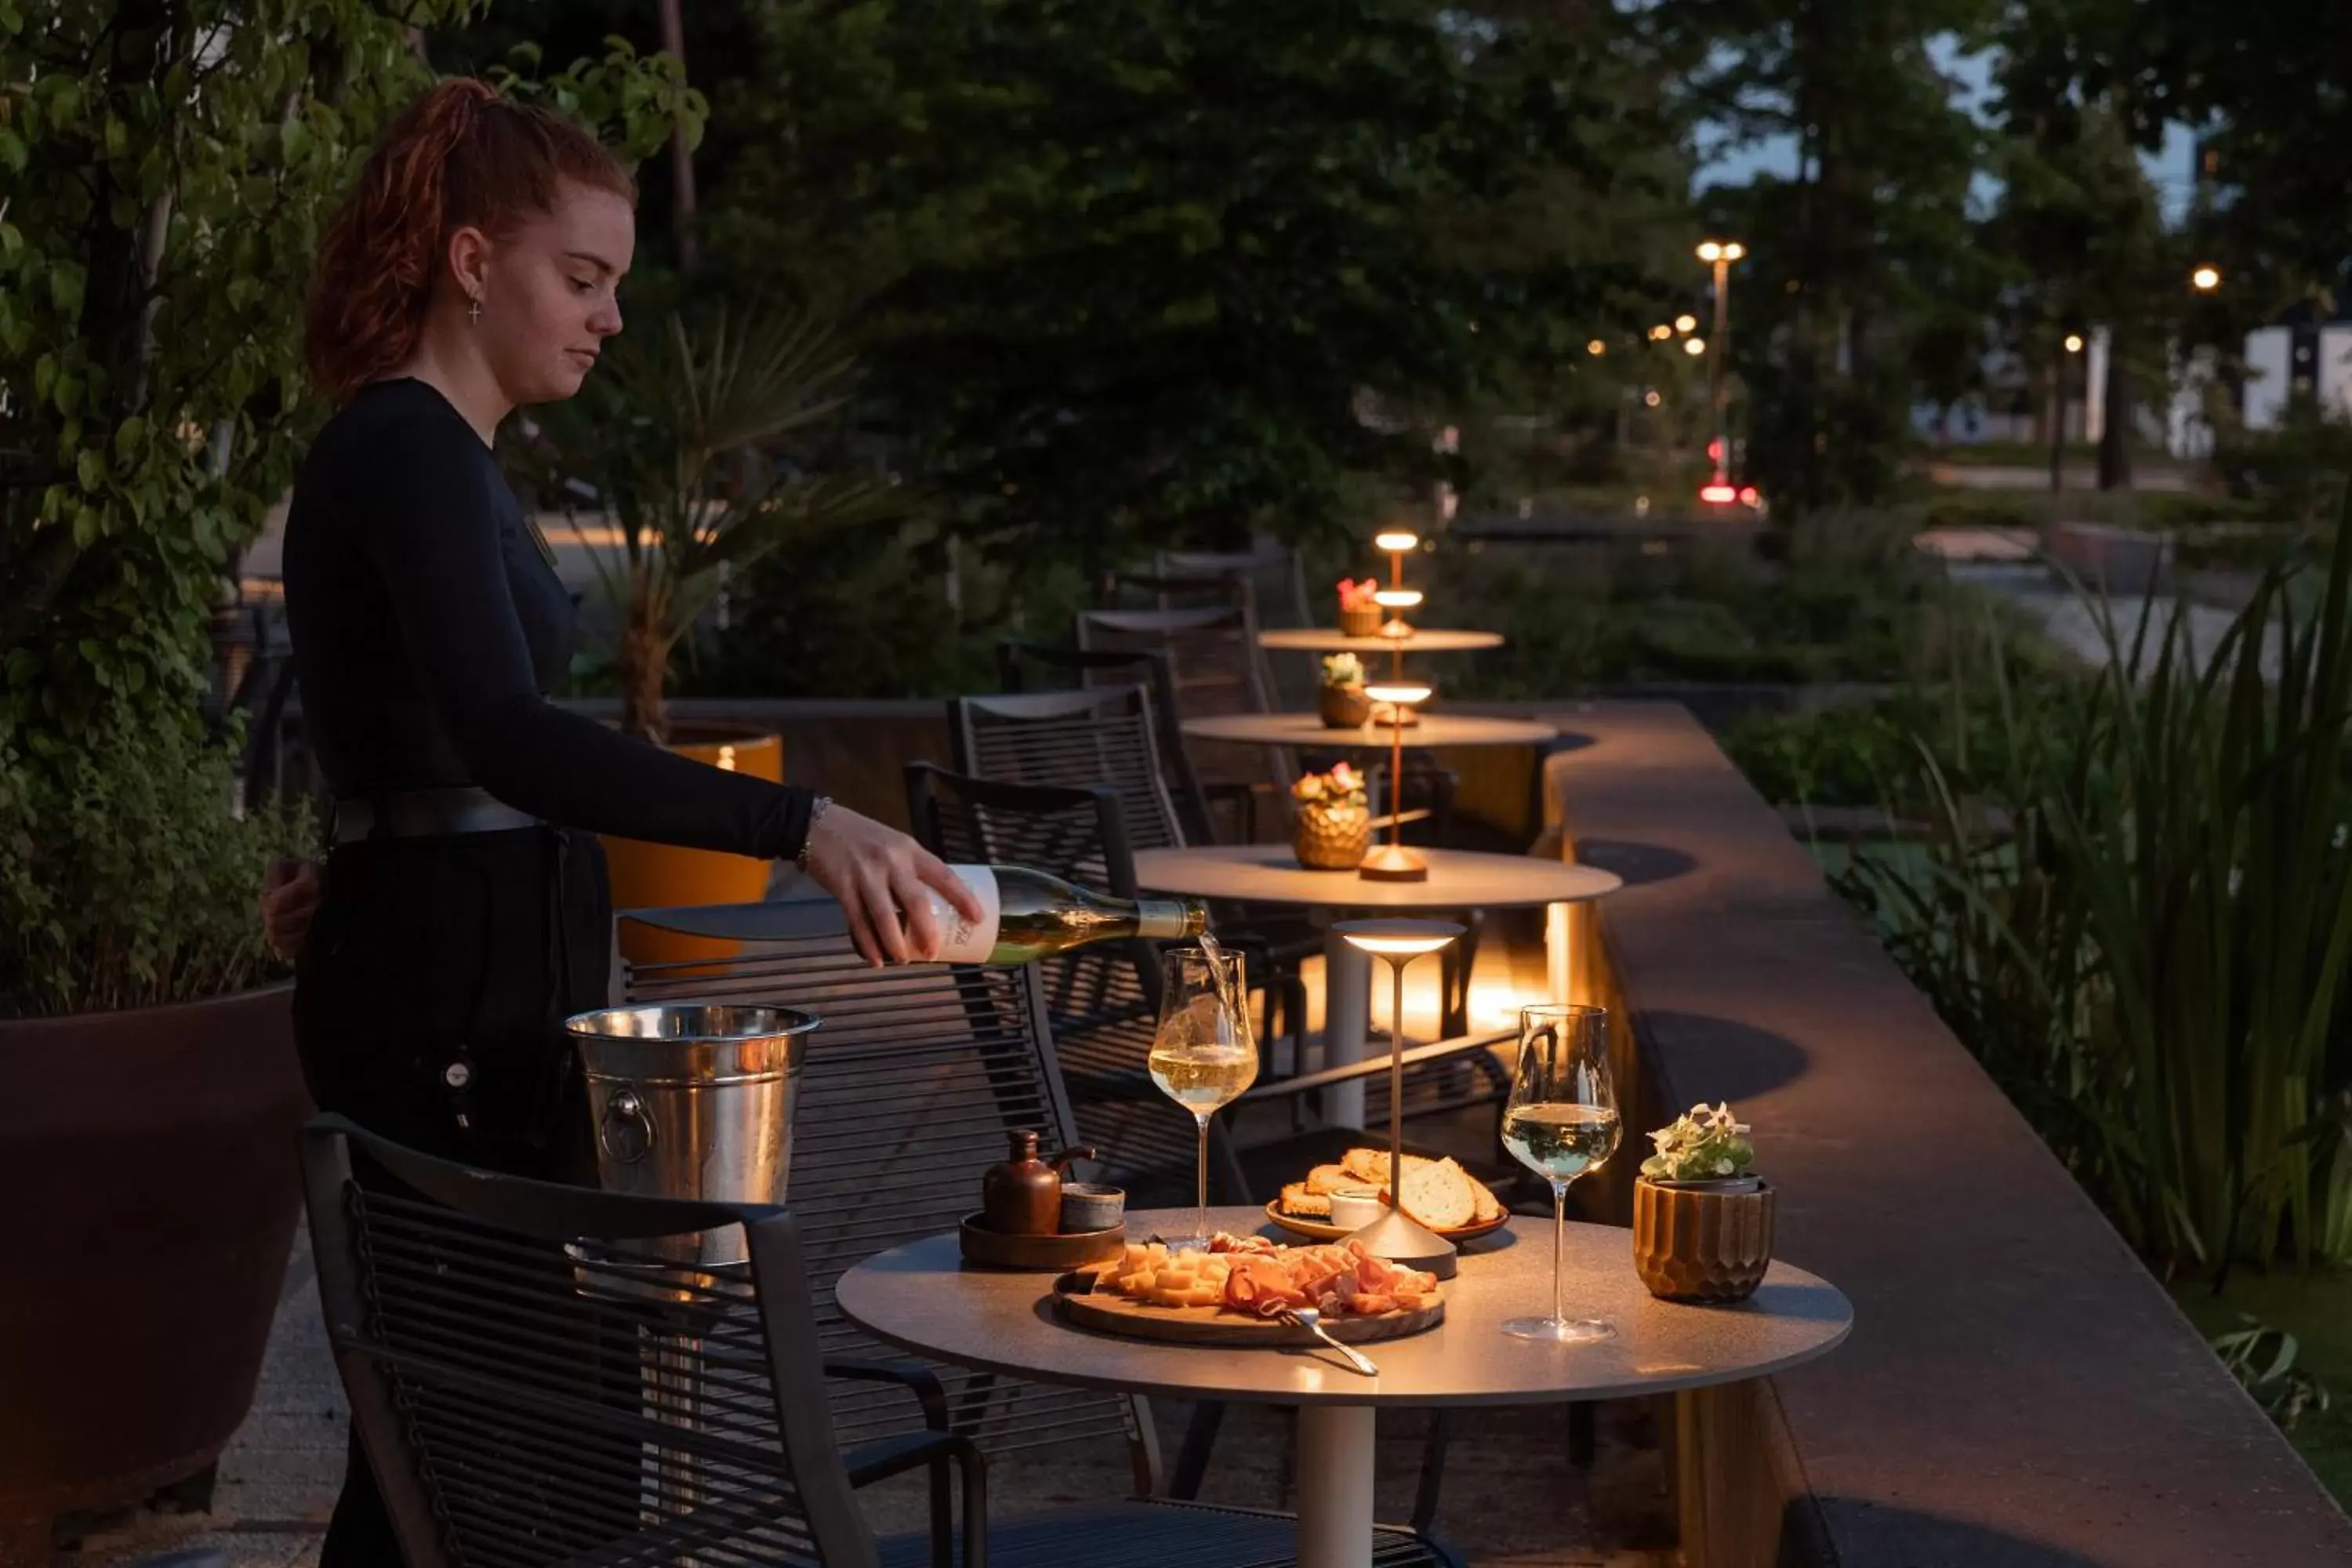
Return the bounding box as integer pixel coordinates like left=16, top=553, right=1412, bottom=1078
left=946, top=687, right=1319, bottom=1061
left=1152, top=546, right=1317, bottom=706
left=1075, top=601, right=1289, bottom=840
left=902, top=761, right=1301, bottom=1194
left=989, top=642, right=1240, bottom=848
left=300, top=1114, right=1460, bottom=1568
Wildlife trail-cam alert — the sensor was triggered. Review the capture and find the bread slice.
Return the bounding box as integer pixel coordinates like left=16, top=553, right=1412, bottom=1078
left=1396, top=1157, right=1478, bottom=1229
left=1341, top=1147, right=1392, bottom=1185
left=1280, top=1181, right=1332, bottom=1218
left=1469, top=1175, right=1504, bottom=1225
left=1306, top=1163, right=1355, bottom=1196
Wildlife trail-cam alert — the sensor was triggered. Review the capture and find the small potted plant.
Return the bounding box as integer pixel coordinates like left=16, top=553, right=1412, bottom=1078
left=1337, top=576, right=1383, bottom=637
left=1631, top=1102, right=1777, bottom=1302
left=1290, top=761, right=1372, bottom=869
left=1319, top=652, right=1372, bottom=728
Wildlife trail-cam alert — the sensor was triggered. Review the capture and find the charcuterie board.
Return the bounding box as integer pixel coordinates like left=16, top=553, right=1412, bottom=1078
left=1051, top=1270, right=1443, bottom=1345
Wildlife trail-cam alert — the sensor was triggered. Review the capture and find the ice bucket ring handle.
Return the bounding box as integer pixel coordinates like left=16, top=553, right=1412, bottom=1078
left=599, top=1084, right=655, bottom=1163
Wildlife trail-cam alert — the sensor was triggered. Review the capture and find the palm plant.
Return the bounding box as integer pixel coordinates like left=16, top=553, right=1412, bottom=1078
left=516, top=303, right=920, bottom=743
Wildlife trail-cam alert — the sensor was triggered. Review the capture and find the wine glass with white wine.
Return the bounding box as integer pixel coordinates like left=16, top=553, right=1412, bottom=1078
left=1148, top=943, right=1257, bottom=1251
left=1501, top=1004, right=1620, bottom=1342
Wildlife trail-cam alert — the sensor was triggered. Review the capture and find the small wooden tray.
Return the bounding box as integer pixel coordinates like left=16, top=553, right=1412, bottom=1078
left=1262, top=1200, right=1509, bottom=1245
left=959, top=1214, right=1125, bottom=1272
left=1051, top=1271, right=1443, bottom=1345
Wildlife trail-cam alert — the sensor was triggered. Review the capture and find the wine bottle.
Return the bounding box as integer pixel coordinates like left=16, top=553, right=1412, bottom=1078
left=920, top=865, right=1207, bottom=965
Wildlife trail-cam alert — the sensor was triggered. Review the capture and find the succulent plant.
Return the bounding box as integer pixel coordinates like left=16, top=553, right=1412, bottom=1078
left=1640, top=1102, right=1756, bottom=1183
left=1290, top=760, right=1368, bottom=807
left=1321, top=652, right=1366, bottom=687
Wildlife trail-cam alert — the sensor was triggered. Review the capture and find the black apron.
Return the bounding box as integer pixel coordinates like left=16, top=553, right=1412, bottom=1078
left=293, top=822, right=611, bottom=1180
left=292, top=822, right=612, bottom=1568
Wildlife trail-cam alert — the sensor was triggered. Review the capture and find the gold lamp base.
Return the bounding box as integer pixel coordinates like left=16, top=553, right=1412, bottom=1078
left=1346, top=1204, right=1458, bottom=1280
left=1359, top=844, right=1429, bottom=882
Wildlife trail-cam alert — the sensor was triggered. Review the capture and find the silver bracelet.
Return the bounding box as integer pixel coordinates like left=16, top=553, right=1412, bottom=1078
left=796, top=796, right=834, bottom=871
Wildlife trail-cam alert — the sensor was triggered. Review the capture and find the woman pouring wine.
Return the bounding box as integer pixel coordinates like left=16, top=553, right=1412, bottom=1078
left=263, top=76, right=985, bottom=1568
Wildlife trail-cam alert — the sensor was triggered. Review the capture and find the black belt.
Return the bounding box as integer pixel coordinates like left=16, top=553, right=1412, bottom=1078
left=332, top=786, right=542, bottom=844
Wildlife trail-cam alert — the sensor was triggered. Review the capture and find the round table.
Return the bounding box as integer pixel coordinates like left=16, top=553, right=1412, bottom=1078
left=1261, top=627, right=1504, bottom=655
left=837, top=1210, right=1853, bottom=1568
left=1178, top=712, right=1558, bottom=749
left=1133, top=846, right=1620, bottom=1126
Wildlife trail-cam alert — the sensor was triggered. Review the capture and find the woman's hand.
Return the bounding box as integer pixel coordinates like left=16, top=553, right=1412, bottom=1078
left=800, top=806, right=988, bottom=967
left=260, top=856, right=324, bottom=963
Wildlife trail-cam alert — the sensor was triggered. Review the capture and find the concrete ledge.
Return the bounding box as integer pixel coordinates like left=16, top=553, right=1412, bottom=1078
left=1530, top=700, right=2352, bottom=1567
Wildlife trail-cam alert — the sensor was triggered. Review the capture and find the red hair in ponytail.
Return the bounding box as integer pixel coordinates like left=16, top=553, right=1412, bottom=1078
left=306, top=79, right=636, bottom=402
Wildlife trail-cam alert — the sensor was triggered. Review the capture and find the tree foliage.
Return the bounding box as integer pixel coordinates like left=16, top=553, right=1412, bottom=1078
left=706, top=0, right=1658, bottom=564
left=0, top=5, right=695, bottom=1011
left=1649, top=0, right=1998, bottom=513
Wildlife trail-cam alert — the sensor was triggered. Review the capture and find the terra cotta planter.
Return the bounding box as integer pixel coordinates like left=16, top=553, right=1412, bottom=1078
left=0, top=983, right=307, bottom=1559
left=1631, top=1174, right=1776, bottom=1302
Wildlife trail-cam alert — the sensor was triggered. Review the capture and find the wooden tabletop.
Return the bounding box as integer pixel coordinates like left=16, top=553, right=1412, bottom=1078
left=1178, top=712, right=1559, bottom=749
left=834, top=1208, right=1852, bottom=1408
left=1133, top=844, right=1621, bottom=909
left=1261, top=628, right=1505, bottom=654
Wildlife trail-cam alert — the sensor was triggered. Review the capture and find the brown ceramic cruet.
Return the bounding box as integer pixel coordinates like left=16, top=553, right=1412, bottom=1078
left=982, top=1129, right=1095, bottom=1234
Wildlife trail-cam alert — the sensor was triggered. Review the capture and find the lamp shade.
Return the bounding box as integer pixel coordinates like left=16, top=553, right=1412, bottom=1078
left=1363, top=683, right=1431, bottom=706
left=1336, top=916, right=1465, bottom=957
left=1374, top=531, right=1420, bottom=553
left=1372, top=589, right=1423, bottom=609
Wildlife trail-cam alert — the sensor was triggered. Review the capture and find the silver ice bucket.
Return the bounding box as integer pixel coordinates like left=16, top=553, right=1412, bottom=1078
left=567, top=1003, right=819, bottom=1268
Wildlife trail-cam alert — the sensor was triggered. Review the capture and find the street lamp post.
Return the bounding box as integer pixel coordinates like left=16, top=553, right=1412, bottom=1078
left=2053, top=331, right=2085, bottom=495
left=1695, top=241, right=1745, bottom=497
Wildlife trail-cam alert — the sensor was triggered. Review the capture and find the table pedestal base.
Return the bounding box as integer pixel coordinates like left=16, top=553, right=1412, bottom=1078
left=1294, top=1403, right=1376, bottom=1568
left=1321, top=930, right=1370, bottom=1128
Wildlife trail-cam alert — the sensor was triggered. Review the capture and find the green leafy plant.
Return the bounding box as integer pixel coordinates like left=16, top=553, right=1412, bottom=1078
left=0, top=12, right=698, bottom=1014
left=515, top=303, right=920, bottom=743
left=1640, top=1102, right=1756, bottom=1183
left=1837, top=494, right=2352, bottom=1278
left=2212, top=1316, right=2336, bottom=1432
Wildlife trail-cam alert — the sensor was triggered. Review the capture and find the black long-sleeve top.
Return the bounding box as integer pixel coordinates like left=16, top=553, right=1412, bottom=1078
left=284, top=377, right=814, bottom=860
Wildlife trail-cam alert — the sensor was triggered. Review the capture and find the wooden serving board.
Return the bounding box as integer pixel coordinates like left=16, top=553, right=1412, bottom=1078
left=1051, top=1272, right=1443, bottom=1346
left=1263, top=1201, right=1509, bottom=1246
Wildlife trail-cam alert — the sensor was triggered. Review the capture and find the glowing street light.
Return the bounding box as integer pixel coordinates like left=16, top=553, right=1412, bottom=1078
left=1648, top=324, right=1674, bottom=342
left=1683, top=337, right=1708, bottom=357
left=2191, top=264, right=2223, bottom=292
left=1642, top=390, right=1662, bottom=408
left=1674, top=314, right=1698, bottom=334
left=1695, top=239, right=1744, bottom=489
left=2063, top=333, right=2085, bottom=354
left=1586, top=338, right=1607, bottom=356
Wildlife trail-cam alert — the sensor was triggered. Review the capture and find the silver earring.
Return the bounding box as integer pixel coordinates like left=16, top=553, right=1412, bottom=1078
left=468, top=296, right=482, bottom=325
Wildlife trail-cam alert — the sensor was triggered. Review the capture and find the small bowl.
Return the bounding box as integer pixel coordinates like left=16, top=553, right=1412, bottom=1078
left=1327, top=1189, right=1384, bottom=1230
left=1060, top=1182, right=1127, bottom=1234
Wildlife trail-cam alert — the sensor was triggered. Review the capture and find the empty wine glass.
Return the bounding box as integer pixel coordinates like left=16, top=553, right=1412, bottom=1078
left=1501, top=1004, right=1619, bottom=1343
left=1148, top=945, right=1256, bottom=1251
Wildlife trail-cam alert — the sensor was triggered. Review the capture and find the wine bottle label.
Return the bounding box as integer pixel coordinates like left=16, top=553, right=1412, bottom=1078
left=1136, top=900, right=1193, bottom=939
left=930, top=866, right=1002, bottom=964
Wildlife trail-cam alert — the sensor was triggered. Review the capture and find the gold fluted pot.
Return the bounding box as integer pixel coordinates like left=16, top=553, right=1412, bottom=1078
left=1338, top=603, right=1382, bottom=637
left=1319, top=683, right=1372, bottom=728
left=1293, top=800, right=1372, bottom=870
left=1632, top=1176, right=1776, bottom=1302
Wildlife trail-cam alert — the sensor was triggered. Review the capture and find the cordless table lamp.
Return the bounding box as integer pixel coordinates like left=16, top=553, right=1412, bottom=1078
left=1359, top=681, right=1432, bottom=880
left=1333, top=917, right=1467, bottom=1279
